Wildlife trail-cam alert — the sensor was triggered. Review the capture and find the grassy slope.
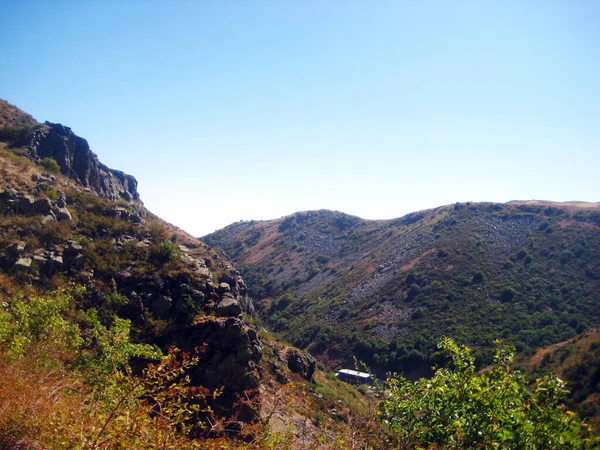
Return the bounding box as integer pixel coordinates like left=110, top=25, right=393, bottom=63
left=204, top=203, right=600, bottom=379
left=517, top=327, right=600, bottom=430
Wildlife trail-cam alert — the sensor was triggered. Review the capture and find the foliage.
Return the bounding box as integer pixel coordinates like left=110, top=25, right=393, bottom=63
left=0, top=286, right=223, bottom=449
left=39, top=156, right=61, bottom=173
left=154, top=239, right=181, bottom=262
left=378, top=337, right=599, bottom=449
left=0, top=285, right=84, bottom=359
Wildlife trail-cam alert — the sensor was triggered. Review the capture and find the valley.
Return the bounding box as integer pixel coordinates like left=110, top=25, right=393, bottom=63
left=1, top=98, right=599, bottom=447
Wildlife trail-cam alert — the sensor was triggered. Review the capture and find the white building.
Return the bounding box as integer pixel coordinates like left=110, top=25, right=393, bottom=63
left=336, top=369, right=373, bottom=384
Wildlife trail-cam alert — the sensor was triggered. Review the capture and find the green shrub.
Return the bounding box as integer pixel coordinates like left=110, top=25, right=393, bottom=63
left=378, top=337, right=598, bottom=448
left=154, top=240, right=180, bottom=262
left=501, top=287, right=516, bottom=302
left=39, top=157, right=61, bottom=174
left=472, top=271, right=484, bottom=284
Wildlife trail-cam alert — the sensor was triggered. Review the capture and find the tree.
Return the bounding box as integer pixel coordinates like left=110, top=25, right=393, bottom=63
left=378, top=337, right=598, bottom=449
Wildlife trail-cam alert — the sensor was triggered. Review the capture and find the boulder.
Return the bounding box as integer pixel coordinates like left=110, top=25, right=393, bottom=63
left=285, top=349, right=316, bottom=381
left=1, top=188, right=18, bottom=199
left=48, top=255, right=64, bottom=272
left=175, top=316, right=262, bottom=423
left=41, top=213, right=56, bottom=224
left=55, top=207, right=72, bottom=221
left=69, top=254, right=84, bottom=269
left=34, top=198, right=53, bottom=214
left=151, top=294, right=172, bottom=317
left=65, top=241, right=83, bottom=254
left=218, top=282, right=231, bottom=293
left=18, top=195, right=35, bottom=213
left=216, top=292, right=242, bottom=316
left=33, top=255, right=48, bottom=266
left=13, top=257, right=32, bottom=271
left=191, top=289, right=205, bottom=305
left=6, top=242, right=25, bottom=258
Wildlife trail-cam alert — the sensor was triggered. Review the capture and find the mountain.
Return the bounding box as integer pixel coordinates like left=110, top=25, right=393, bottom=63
left=2, top=98, right=598, bottom=446
left=1, top=100, right=371, bottom=447
left=204, top=203, right=600, bottom=379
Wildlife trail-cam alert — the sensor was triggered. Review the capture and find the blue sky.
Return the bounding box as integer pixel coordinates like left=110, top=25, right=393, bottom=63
left=1, top=0, right=598, bottom=236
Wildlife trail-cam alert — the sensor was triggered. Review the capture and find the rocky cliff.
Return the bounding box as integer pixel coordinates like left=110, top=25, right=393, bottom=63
left=28, top=122, right=140, bottom=202
left=0, top=100, right=266, bottom=432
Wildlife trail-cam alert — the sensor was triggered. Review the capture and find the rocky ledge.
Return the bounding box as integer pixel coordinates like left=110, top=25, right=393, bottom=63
left=28, top=122, right=139, bottom=202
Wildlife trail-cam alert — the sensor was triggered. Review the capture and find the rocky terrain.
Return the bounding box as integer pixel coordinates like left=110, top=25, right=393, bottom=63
left=0, top=99, right=328, bottom=436
left=205, top=201, right=600, bottom=381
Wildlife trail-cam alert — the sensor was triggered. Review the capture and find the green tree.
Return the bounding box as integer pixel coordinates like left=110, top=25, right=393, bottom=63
left=378, top=337, right=598, bottom=449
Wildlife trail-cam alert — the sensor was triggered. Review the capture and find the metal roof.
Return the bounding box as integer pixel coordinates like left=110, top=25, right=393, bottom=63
left=336, top=369, right=372, bottom=378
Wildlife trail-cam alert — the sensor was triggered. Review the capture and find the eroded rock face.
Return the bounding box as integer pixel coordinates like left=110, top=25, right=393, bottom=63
left=176, top=316, right=263, bottom=422
left=28, top=123, right=139, bottom=202
left=285, top=348, right=316, bottom=382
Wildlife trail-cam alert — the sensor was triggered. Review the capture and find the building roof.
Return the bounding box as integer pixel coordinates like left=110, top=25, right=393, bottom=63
left=336, top=369, right=372, bottom=378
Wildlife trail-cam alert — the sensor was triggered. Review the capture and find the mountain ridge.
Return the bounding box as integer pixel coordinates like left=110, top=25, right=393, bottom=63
left=204, top=200, right=600, bottom=380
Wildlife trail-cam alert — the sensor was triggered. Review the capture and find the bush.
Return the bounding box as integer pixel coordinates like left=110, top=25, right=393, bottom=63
left=39, top=157, right=61, bottom=174
left=378, top=337, right=598, bottom=449
left=472, top=271, right=484, bottom=284
left=154, top=240, right=180, bottom=262
left=501, top=287, right=516, bottom=302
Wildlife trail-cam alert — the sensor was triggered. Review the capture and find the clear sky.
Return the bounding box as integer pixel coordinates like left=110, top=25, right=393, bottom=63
left=1, top=1, right=598, bottom=236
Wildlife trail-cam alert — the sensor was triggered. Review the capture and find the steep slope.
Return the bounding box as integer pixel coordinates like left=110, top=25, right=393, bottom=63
left=517, top=327, right=600, bottom=430
left=0, top=99, right=385, bottom=447
left=204, top=203, right=600, bottom=379
left=0, top=99, right=263, bottom=432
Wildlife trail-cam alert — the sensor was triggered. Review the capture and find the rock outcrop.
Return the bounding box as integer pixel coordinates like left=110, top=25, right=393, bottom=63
left=176, top=316, right=263, bottom=422
left=285, top=348, right=316, bottom=381
left=28, top=123, right=139, bottom=202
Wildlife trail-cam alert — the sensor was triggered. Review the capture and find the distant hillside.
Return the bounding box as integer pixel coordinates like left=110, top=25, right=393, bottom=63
left=518, top=326, right=600, bottom=430
left=204, top=202, right=600, bottom=378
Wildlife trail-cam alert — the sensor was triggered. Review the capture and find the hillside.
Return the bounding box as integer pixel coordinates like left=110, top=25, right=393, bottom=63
left=204, top=203, right=600, bottom=380
left=517, top=327, right=600, bottom=431
left=0, top=99, right=388, bottom=448
left=1, top=98, right=598, bottom=446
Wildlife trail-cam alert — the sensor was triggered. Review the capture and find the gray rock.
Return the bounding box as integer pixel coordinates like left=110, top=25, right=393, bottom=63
left=48, top=255, right=64, bottom=272
left=14, top=257, right=32, bottom=271
left=3, top=188, right=18, bottom=198
left=56, top=197, right=66, bottom=208
left=18, top=195, right=35, bottom=213
left=218, top=282, right=231, bottom=293
left=69, top=254, right=84, bottom=269
left=33, top=255, right=48, bottom=265
left=34, top=198, right=53, bottom=214
left=6, top=242, right=25, bottom=258
left=113, top=207, right=129, bottom=219
left=28, top=123, right=140, bottom=202
left=197, top=267, right=211, bottom=279
left=191, top=289, right=205, bottom=305
left=65, top=241, right=83, bottom=254
left=56, top=207, right=72, bottom=221
left=216, top=293, right=242, bottom=316
left=135, top=239, right=151, bottom=248
left=36, top=182, right=50, bottom=192
left=286, top=349, right=316, bottom=381
left=41, top=213, right=56, bottom=224
left=151, top=294, right=172, bottom=317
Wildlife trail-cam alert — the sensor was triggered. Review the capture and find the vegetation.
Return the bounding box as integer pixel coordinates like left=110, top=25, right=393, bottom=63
left=0, top=286, right=212, bottom=448
left=205, top=204, right=600, bottom=376
left=39, top=156, right=61, bottom=173
left=379, top=337, right=599, bottom=449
